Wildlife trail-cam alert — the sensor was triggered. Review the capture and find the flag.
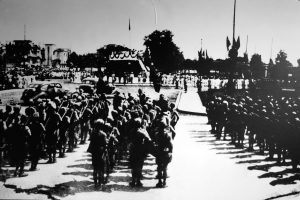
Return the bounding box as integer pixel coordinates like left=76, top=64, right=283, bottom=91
left=236, top=36, right=240, bottom=49
left=129, top=18, right=131, bottom=31
left=226, top=36, right=231, bottom=51
left=199, top=49, right=202, bottom=59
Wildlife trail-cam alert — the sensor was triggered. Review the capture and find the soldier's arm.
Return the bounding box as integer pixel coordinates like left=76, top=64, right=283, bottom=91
left=25, top=125, right=31, bottom=137
left=40, top=123, right=46, bottom=132
left=169, top=126, right=176, bottom=139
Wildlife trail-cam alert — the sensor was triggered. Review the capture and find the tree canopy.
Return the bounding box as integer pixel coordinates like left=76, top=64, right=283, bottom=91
left=270, top=50, right=292, bottom=80
left=143, top=30, right=184, bottom=73
left=67, top=52, right=98, bottom=70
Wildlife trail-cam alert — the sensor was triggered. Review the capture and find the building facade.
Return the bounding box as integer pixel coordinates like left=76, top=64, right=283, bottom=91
left=53, top=48, right=71, bottom=68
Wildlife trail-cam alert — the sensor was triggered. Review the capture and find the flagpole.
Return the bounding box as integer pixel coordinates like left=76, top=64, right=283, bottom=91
left=201, top=38, right=203, bottom=50
left=24, top=24, right=26, bottom=40
left=150, top=0, right=158, bottom=30
left=245, top=35, right=248, bottom=54
left=270, top=38, right=273, bottom=60
left=233, top=0, right=236, bottom=41
left=129, top=18, right=131, bottom=49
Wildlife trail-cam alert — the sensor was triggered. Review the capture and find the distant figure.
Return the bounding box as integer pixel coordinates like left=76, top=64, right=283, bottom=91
left=175, top=78, right=179, bottom=89
left=184, top=78, right=187, bottom=92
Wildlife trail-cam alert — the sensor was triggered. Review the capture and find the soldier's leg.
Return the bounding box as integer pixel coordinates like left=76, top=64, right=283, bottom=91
left=30, top=149, right=38, bottom=170
left=0, top=150, right=2, bottom=172
left=156, top=163, right=163, bottom=187
left=130, top=167, right=137, bottom=187
left=68, top=133, right=74, bottom=152
left=216, top=122, right=221, bottom=140
left=58, top=139, right=63, bottom=158
left=46, top=143, right=52, bottom=163
left=268, top=140, right=275, bottom=159
left=162, top=164, right=168, bottom=186
left=18, top=156, right=27, bottom=177
left=52, top=148, right=56, bottom=163
left=99, top=168, right=104, bottom=185
left=282, top=148, right=287, bottom=163
left=223, top=123, right=228, bottom=140
left=74, top=128, right=78, bottom=148
left=249, top=132, right=254, bottom=151
left=14, top=160, right=19, bottom=177
left=136, top=159, right=144, bottom=187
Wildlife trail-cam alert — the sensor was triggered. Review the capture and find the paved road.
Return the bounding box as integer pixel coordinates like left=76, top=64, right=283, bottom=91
left=1, top=86, right=300, bottom=200
left=1, top=113, right=300, bottom=200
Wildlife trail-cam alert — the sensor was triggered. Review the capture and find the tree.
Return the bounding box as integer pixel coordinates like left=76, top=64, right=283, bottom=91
left=144, top=30, right=184, bottom=73
left=271, top=50, right=292, bottom=80
left=67, top=52, right=79, bottom=68
left=250, top=54, right=264, bottom=79
left=79, top=53, right=98, bottom=70
left=297, top=58, right=300, bottom=67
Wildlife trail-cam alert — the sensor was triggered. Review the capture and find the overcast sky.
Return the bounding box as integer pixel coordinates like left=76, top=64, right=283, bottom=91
left=1, top=0, right=300, bottom=65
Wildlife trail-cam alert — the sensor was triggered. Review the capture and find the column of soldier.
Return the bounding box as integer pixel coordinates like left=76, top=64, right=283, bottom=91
left=206, top=93, right=300, bottom=171
left=0, top=88, right=179, bottom=188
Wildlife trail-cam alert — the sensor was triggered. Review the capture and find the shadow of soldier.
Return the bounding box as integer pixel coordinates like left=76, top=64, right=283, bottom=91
left=188, top=126, right=300, bottom=187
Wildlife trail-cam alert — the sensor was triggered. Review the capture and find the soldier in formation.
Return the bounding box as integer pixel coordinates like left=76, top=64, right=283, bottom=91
left=206, top=93, right=300, bottom=170
left=0, top=88, right=179, bottom=188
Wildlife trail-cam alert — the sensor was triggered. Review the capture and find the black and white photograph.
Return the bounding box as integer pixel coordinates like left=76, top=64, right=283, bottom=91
left=0, top=0, right=300, bottom=199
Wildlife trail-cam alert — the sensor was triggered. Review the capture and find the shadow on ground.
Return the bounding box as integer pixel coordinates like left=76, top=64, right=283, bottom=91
left=187, top=122, right=300, bottom=188
left=4, top=154, right=157, bottom=199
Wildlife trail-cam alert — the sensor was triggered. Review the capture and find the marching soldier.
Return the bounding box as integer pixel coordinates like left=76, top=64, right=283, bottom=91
left=129, top=118, right=151, bottom=187
left=10, top=115, right=31, bottom=177
left=28, top=113, right=45, bottom=170
left=44, top=102, right=61, bottom=163
left=87, top=119, right=108, bottom=188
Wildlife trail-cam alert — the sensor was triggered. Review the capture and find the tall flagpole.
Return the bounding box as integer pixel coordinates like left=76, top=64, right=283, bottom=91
left=24, top=24, right=26, bottom=40
left=270, top=38, right=273, bottom=60
left=150, top=0, right=158, bottom=30
left=201, top=38, right=203, bottom=49
left=245, top=35, right=248, bottom=54
left=233, top=0, right=236, bottom=41
left=129, top=18, right=131, bottom=49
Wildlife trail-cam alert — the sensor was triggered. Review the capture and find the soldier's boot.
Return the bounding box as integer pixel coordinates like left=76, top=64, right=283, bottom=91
left=223, top=132, right=227, bottom=140
left=162, top=169, right=167, bottom=187
left=129, top=178, right=136, bottom=187
left=136, top=179, right=143, bottom=187
left=18, top=163, right=27, bottom=177
left=163, top=178, right=167, bottom=187
left=13, top=167, right=18, bottom=177
left=156, top=179, right=163, bottom=188
left=93, top=171, right=98, bottom=187
left=52, top=153, right=56, bottom=163
left=47, top=155, right=52, bottom=163
left=98, top=174, right=103, bottom=186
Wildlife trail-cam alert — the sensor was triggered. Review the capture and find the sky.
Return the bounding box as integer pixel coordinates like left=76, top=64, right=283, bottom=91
left=1, top=0, right=300, bottom=65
